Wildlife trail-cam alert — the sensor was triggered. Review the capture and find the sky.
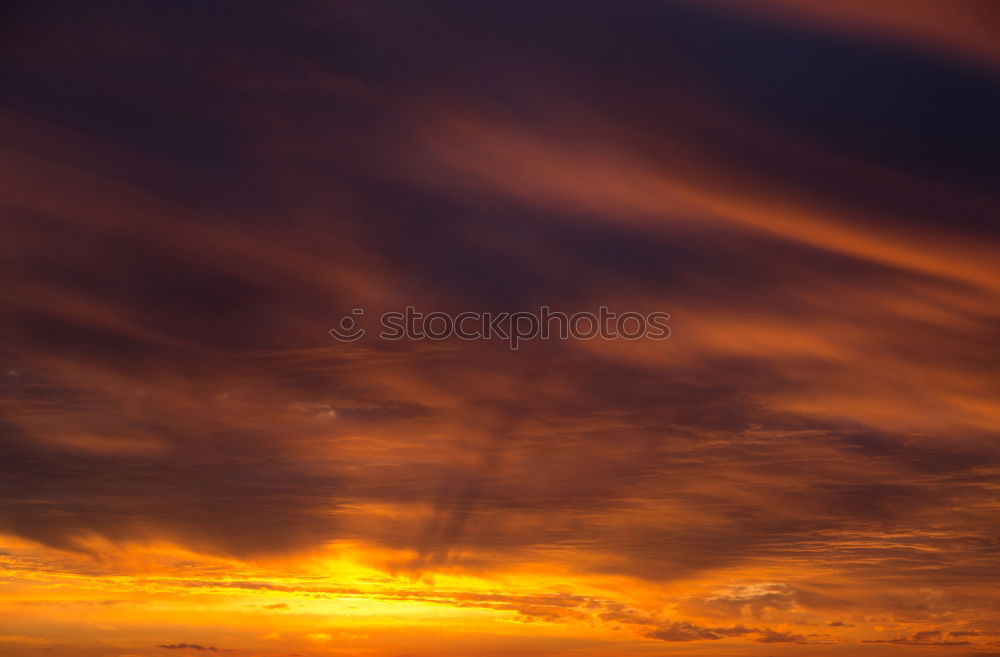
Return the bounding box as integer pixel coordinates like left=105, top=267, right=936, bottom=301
left=2, top=1, right=1000, bottom=656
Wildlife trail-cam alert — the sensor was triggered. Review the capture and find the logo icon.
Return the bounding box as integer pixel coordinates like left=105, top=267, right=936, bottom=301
left=329, top=308, right=365, bottom=342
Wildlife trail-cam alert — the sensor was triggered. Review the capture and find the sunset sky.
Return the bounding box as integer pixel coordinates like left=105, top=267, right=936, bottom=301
left=2, top=1, right=1000, bottom=656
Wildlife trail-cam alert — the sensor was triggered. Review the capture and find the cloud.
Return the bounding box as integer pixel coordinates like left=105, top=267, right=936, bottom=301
left=701, top=0, right=1000, bottom=71
left=755, top=629, right=808, bottom=644
left=158, top=644, right=218, bottom=652
left=861, top=630, right=974, bottom=646
left=645, top=622, right=752, bottom=642
left=1, top=1, right=999, bottom=655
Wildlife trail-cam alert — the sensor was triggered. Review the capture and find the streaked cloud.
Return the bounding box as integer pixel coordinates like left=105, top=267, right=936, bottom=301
left=1, top=1, right=998, bottom=655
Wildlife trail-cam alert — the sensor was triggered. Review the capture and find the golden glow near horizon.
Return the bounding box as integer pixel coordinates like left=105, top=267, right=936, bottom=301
left=3, top=533, right=970, bottom=656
